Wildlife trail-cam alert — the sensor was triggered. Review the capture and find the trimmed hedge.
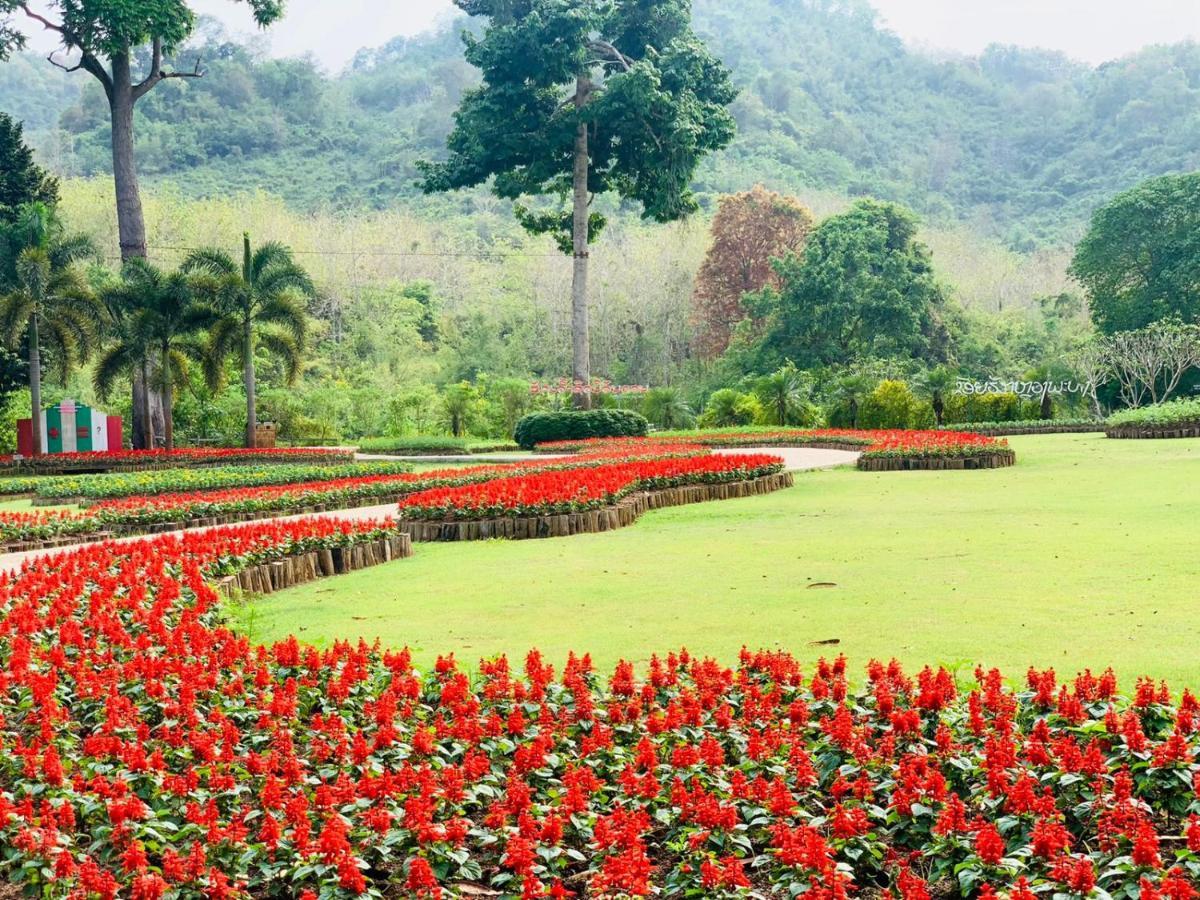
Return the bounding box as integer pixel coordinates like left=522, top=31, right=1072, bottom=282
left=514, top=409, right=648, bottom=450
left=940, top=419, right=1102, bottom=436
left=1106, top=397, right=1200, bottom=430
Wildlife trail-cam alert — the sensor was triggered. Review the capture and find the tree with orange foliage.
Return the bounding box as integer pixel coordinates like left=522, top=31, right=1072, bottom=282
left=691, top=185, right=814, bottom=359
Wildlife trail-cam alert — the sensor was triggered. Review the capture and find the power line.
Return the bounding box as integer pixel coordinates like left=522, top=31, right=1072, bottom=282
left=140, top=244, right=565, bottom=260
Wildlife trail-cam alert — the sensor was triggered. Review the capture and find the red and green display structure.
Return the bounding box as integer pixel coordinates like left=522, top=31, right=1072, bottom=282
left=17, top=399, right=122, bottom=456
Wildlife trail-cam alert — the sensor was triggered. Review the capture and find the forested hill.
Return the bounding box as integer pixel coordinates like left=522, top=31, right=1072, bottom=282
left=3, top=0, right=1198, bottom=249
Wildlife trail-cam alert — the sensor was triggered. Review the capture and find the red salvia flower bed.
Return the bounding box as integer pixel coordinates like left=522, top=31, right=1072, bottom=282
left=536, top=429, right=1009, bottom=460
left=397, top=453, right=785, bottom=519
left=0, top=521, right=1197, bottom=897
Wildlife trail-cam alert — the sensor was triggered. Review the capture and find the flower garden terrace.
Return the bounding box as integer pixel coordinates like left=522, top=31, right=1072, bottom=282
left=1, top=517, right=1200, bottom=898
left=0, top=443, right=730, bottom=550
left=534, top=429, right=1015, bottom=471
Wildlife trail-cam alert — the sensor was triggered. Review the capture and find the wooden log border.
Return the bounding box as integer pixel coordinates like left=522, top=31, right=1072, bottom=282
left=1105, top=424, right=1200, bottom=440
left=396, top=472, right=795, bottom=543
left=952, top=425, right=1103, bottom=437
left=213, top=534, right=413, bottom=598
left=856, top=450, right=1016, bottom=472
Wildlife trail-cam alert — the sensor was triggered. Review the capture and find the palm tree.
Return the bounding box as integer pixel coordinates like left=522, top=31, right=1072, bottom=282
left=642, top=387, right=696, bottom=430
left=0, top=236, right=103, bottom=456
left=754, top=364, right=815, bottom=426
left=832, top=371, right=878, bottom=429
left=182, top=233, right=315, bottom=448
left=96, top=260, right=218, bottom=450
left=916, top=365, right=958, bottom=427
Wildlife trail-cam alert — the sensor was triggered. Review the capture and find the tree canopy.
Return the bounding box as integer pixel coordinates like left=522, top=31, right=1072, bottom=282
left=0, top=113, right=58, bottom=226
left=5, top=0, right=1198, bottom=247
left=745, top=199, right=953, bottom=369
left=419, top=0, right=737, bottom=249
left=691, top=184, right=813, bottom=359
left=1069, top=172, right=1200, bottom=334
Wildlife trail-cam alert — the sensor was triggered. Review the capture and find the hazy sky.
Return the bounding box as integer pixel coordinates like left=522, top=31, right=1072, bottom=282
left=26, top=0, right=1200, bottom=71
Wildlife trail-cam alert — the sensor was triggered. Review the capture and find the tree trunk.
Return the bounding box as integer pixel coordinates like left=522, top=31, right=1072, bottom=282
left=109, top=51, right=162, bottom=450
left=28, top=315, right=41, bottom=457
left=933, top=393, right=944, bottom=427
left=570, top=76, right=592, bottom=411
left=162, top=342, right=174, bottom=450
left=109, top=57, right=147, bottom=262
left=244, top=318, right=256, bottom=449
left=140, top=358, right=154, bottom=450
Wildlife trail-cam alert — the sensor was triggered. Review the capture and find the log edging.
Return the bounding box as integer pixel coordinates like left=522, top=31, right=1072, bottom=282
left=396, top=472, right=795, bottom=543
left=214, top=534, right=413, bottom=598
left=856, top=451, right=1016, bottom=472
left=1105, top=424, right=1200, bottom=440
left=951, top=425, right=1103, bottom=437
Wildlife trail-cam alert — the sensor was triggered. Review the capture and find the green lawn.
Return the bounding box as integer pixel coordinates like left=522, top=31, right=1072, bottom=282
left=228, top=434, right=1200, bottom=684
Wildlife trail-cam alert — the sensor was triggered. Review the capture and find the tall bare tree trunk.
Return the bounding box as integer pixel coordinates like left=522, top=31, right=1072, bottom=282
left=28, top=315, right=42, bottom=457
left=244, top=319, right=257, bottom=449
left=110, top=55, right=147, bottom=262
left=571, top=75, right=592, bottom=411
left=109, top=51, right=163, bottom=450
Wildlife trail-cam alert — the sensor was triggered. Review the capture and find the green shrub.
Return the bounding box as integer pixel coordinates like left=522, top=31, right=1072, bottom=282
left=858, top=380, right=921, bottom=429
left=941, top=418, right=1100, bottom=432
left=641, top=388, right=696, bottom=430
left=943, top=392, right=1023, bottom=424
left=513, top=409, right=649, bottom=449
left=698, top=389, right=761, bottom=428
left=1107, top=397, right=1200, bottom=428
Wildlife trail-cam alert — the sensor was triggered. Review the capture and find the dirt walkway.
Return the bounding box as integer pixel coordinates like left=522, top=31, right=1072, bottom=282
left=0, top=448, right=858, bottom=574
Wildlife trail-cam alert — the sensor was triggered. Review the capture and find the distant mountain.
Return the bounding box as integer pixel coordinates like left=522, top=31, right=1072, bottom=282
left=3, top=0, right=1199, bottom=249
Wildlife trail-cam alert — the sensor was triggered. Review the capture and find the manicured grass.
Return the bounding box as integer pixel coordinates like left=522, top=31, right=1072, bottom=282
left=0, top=497, right=73, bottom=512
left=228, top=434, right=1200, bottom=684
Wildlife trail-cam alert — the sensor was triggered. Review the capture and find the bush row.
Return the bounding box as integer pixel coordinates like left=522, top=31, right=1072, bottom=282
left=514, top=409, right=648, bottom=450
left=1106, top=396, right=1200, bottom=429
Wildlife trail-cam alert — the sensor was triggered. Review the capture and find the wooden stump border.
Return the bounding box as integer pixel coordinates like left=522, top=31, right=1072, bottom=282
left=397, top=472, right=795, bottom=543
left=953, top=425, right=1103, bottom=437
left=1105, top=424, right=1200, bottom=440
left=214, top=534, right=413, bottom=598
left=856, top=451, right=1016, bottom=472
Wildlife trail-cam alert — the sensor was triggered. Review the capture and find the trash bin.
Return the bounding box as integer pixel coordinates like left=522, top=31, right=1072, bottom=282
left=254, top=423, right=277, bottom=449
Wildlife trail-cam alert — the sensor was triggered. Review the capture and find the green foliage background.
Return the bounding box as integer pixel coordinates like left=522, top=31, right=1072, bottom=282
left=6, top=0, right=1198, bottom=249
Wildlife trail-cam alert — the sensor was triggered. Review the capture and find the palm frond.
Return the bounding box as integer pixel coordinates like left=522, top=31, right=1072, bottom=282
left=257, top=327, right=302, bottom=385
left=92, top=342, right=139, bottom=401
left=254, top=263, right=317, bottom=306
left=255, top=294, right=308, bottom=345
left=181, top=248, right=238, bottom=278
left=48, top=233, right=99, bottom=270
left=0, top=292, right=33, bottom=347
left=249, top=242, right=297, bottom=282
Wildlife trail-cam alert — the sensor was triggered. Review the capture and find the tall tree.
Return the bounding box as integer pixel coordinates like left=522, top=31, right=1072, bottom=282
left=0, top=0, right=286, bottom=448
left=746, top=200, right=953, bottom=369
left=182, top=234, right=313, bottom=448
left=1069, top=173, right=1200, bottom=334
left=96, top=259, right=217, bottom=450
left=0, top=226, right=101, bottom=455
left=692, top=185, right=813, bottom=359
left=0, top=112, right=57, bottom=226
left=420, top=0, right=736, bottom=408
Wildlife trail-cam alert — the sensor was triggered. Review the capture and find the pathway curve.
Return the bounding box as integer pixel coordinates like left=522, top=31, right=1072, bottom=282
left=0, top=448, right=858, bottom=574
